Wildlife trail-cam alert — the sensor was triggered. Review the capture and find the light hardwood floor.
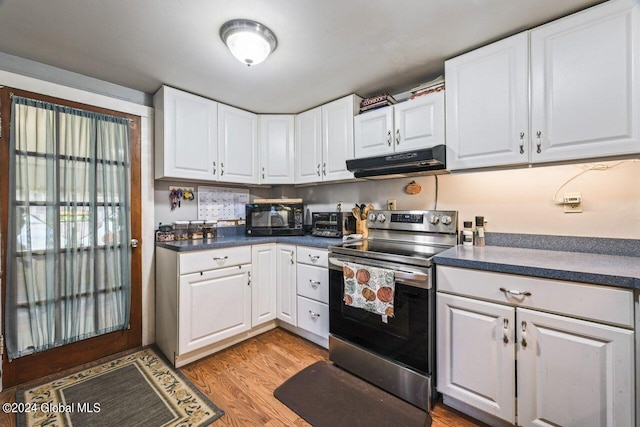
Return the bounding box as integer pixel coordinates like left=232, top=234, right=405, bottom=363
left=0, top=328, right=483, bottom=426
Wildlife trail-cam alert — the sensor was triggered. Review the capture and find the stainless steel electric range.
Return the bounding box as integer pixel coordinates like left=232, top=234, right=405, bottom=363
left=328, top=210, right=458, bottom=411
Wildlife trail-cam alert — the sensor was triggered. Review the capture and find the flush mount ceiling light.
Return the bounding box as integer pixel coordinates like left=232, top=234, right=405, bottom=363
left=220, top=19, right=277, bottom=66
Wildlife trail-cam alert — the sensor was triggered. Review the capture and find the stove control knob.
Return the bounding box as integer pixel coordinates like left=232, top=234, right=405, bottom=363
left=377, top=213, right=387, bottom=223
left=368, top=212, right=377, bottom=222
left=441, top=215, right=453, bottom=225
left=428, top=214, right=440, bottom=225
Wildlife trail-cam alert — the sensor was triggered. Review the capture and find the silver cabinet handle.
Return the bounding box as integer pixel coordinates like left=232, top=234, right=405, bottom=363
left=309, top=310, right=320, bottom=320
left=395, top=129, right=401, bottom=145
left=316, top=164, right=321, bottom=176
left=308, top=254, right=320, bottom=262
left=213, top=256, right=228, bottom=261
left=261, top=166, right=265, bottom=179
left=521, top=321, right=528, bottom=347
left=499, top=287, right=532, bottom=297
left=322, top=162, right=326, bottom=176
left=247, top=271, right=251, bottom=286
left=221, top=162, right=225, bottom=176
left=387, top=130, right=392, bottom=146
left=309, top=279, right=321, bottom=289
left=289, top=252, right=294, bottom=265
left=536, top=131, right=542, bottom=154
left=519, top=132, right=525, bottom=155
left=503, top=318, right=509, bottom=344
left=213, top=161, right=217, bottom=175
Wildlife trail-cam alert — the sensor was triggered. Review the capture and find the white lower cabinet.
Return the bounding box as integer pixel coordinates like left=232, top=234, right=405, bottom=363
left=436, top=265, right=635, bottom=427
left=276, top=244, right=297, bottom=325
left=295, top=247, right=329, bottom=343
left=251, top=244, right=277, bottom=326
left=156, top=243, right=331, bottom=366
left=178, top=264, right=252, bottom=355
left=437, top=293, right=516, bottom=423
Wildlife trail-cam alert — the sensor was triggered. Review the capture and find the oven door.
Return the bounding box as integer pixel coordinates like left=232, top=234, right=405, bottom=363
left=328, top=255, right=433, bottom=375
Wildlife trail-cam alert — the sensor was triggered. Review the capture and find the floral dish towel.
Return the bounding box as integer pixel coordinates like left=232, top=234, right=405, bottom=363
left=343, top=262, right=395, bottom=319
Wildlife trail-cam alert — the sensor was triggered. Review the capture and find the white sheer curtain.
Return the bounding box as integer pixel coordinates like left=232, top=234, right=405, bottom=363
left=5, top=96, right=131, bottom=360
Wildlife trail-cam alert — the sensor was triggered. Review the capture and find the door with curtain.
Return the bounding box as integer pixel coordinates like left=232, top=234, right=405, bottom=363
left=0, top=87, right=142, bottom=388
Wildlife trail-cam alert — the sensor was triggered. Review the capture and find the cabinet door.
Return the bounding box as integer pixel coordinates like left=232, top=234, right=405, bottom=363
left=251, top=244, right=277, bottom=326
left=154, top=86, right=218, bottom=180
left=394, top=91, right=445, bottom=152
left=259, top=115, right=294, bottom=184
left=276, top=244, right=297, bottom=325
left=322, top=95, right=357, bottom=181
left=445, top=32, right=529, bottom=170
left=437, top=293, right=516, bottom=423
left=517, top=308, right=634, bottom=427
left=354, top=106, right=394, bottom=158
left=218, top=104, right=259, bottom=184
left=530, top=0, right=640, bottom=163
left=178, top=265, right=251, bottom=355
left=294, top=107, right=323, bottom=184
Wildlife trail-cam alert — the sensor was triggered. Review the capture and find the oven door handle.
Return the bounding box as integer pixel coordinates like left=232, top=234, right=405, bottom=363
left=329, top=257, right=429, bottom=282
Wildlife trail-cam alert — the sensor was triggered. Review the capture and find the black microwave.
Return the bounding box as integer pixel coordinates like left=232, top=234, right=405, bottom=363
left=245, top=202, right=304, bottom=236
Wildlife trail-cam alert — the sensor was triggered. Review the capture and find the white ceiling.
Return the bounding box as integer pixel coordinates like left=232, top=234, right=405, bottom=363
left=0, top=0, right=604, bottom=113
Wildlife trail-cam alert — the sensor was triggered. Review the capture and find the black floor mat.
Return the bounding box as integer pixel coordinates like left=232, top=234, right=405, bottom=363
left=274, top=361, right=432, bottom=427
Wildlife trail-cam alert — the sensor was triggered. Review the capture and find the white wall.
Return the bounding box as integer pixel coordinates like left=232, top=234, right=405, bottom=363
left=295, top=159, right=640, bottom=239
left=0, top=70, right=156, bottom=347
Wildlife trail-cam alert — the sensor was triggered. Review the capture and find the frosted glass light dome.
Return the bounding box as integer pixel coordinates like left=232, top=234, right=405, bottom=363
left=220, top=20, right=277, bottom=66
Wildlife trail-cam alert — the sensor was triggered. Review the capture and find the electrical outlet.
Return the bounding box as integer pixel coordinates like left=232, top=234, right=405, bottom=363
left=387, top=199, right=397, bottom=210
left=563, top=192, right=582, bottom=213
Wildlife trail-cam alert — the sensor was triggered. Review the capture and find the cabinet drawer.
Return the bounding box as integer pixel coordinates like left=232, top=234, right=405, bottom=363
left=297, top=264, right=328, bottom=304
left=296, top=296, right=329, bottom=338
left=297, top=246, right=328, bottom=267
left=179, top=246, right=251, bottom=275
left=436, top=266, right=634, bottom=328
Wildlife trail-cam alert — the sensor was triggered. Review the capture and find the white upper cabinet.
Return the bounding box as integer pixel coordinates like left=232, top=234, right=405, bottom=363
left=295, top=94, right=360, bottom=184
left=355, top=92, right=445, bottom=158
left=445, top=33, right=529, bottom=170
left=322, top=95, right=359, bottom=181
left=294, top=107, right=323, bottom=183
left=154, top=85, right=218, bottom=180
left=530, top=0, right=640, bottom=163
left=218, top=104, right=259, bottom=184
left=259, top=115, right=295, bottom=184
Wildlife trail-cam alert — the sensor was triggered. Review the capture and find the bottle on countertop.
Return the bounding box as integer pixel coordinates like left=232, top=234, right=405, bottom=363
left=474, top=216, right=485, bottom=247
left=461, top=221, right=473, bottom=246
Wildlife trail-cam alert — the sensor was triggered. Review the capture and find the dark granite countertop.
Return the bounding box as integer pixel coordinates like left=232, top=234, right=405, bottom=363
left=155, top=234, right=341, bottom=252
left=434, top=246, right=640, bottom=290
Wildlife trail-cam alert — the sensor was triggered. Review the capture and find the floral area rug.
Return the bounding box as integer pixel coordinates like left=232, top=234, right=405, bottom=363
left=16, top=347, right=224, bottom=427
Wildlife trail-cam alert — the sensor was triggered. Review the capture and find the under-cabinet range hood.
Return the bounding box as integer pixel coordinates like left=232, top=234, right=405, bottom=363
left=346, top=145, right=446, bottom=179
